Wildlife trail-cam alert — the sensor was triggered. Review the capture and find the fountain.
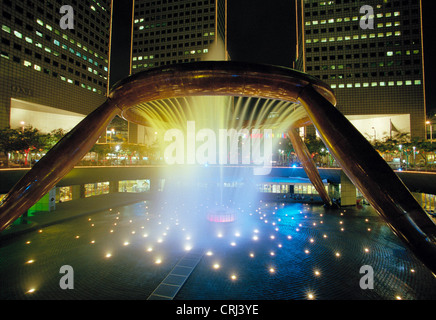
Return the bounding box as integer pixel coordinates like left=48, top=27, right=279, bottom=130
left=0, top=60, right=436, bottom=277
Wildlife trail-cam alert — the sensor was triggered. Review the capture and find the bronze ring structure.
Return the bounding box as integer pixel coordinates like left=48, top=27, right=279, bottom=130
left=0, top=61, right=435, bottom=275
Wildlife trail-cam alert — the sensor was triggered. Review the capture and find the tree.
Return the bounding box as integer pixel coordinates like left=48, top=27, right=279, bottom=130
left=0, top=128, right=20, bottom=167
left=45, top=128, right=67, bottom=149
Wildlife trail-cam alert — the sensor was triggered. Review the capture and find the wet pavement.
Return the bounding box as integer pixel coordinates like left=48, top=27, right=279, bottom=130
left=1, top=197, right=436, bottom=300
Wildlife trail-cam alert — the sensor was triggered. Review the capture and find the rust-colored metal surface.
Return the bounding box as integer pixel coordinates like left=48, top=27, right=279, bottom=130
left=298, top=85, right=436, bottom=275
left=0, top=61, right=435, bottom=275
left=288, top=128, right=332, bottom=207
left=108, top=61, right=333, bottom=126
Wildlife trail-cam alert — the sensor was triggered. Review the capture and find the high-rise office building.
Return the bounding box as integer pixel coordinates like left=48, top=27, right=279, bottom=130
left=0, top=0, right=112, bottom=131
left=131, top=0, right=228, bottom=74
left=128, top=0, right=228, bottom=144
left=295, top=0, right=426, bottom=140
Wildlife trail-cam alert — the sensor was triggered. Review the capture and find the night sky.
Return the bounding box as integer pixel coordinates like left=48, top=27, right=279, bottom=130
left=109, top=0, right=436, bottom=114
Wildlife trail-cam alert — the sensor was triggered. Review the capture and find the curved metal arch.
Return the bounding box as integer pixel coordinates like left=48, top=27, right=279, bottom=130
left=0, top=61, right=435, bottom=276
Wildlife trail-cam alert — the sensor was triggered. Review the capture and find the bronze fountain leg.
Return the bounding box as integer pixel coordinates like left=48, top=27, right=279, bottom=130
left=298, top=84, right=436, bottom=275
left=287, top=127, right=332, bottom=207
left=0, top=99, right=120, bottom=231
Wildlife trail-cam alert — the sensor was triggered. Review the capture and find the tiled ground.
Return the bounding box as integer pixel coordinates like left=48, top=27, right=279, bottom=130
left=1, top=199, right=435, bottom=300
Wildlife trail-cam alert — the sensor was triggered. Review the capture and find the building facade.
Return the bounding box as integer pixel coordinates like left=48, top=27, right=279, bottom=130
left=131, top=0, right=227, bottom=73
left=0, top=0, right=112, bottom=131
left=128, top=0, right=228, bottom=144
left=296, top=0, right=426, bottom=140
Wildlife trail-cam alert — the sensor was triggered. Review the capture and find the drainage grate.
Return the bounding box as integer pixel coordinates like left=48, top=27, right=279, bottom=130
left=147, top=251, right=204, bottom=300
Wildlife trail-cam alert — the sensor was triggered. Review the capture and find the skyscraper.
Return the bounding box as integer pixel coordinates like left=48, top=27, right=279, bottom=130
left=128, top=0, right=228, bottom=144
left=0, top=0, right=112, bottom=131
left=131, top=0, right=228, bottom=74
left=296, top=0, right=426, bottom=140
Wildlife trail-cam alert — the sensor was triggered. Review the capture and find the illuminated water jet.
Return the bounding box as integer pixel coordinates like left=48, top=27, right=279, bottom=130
left=0, top=61, right=435, bottom=277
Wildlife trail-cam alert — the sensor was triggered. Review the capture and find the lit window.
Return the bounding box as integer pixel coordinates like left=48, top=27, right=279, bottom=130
left=414, top=80, right=422, bottom=85
left=25, top=37, right=33, bottom=43
left=2, top=25, right=11, bottom=33
left=405, top=80, right=412, bottom=86
left=36, top=19, right=44, bottom=26
left=46, top=24, right=53, bottom=31
left=34, top=65, right=41, bottom=71
left=23, top=60, right=32, bottom=67
left=397, top=81, right=403, bottom=86
left=14, top=31, right=22, bottom=38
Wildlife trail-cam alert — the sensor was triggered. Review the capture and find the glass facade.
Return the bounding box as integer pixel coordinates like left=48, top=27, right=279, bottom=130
left=131, top=0, right=227, bottom=73
left=257, top=182, right=328, bottom=195
left=84, top=181, right=110, bottom=198
left=421, top=193, right=435, bottom=212
left=0, top=0, right=112, bottom=128
left=118, top=179, right=150, bottom=193
left=59, top=186, right=73, bottom=202
left=296, top=0, right=426, bottom=138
